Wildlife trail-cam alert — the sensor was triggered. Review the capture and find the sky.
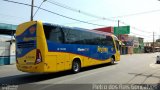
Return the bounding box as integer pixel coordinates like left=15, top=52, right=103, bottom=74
left=1, top=0, right=160, bottom=42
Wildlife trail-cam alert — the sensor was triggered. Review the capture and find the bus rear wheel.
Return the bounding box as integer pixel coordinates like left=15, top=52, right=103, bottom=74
left=72, top=60, right=81, bottom=73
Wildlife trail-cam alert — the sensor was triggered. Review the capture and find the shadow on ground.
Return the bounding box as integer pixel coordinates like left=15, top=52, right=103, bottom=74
left=0, top=63, right=116, bottom=85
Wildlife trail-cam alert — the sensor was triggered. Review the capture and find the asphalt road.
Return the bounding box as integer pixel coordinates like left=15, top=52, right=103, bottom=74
left=0, top=53, right=160, bottom=90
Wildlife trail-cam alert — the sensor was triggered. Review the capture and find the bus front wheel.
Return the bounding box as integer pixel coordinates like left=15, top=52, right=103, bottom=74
left=72, top=60, right=81, bottom=73
left=110, top=57, right=115, bottom=65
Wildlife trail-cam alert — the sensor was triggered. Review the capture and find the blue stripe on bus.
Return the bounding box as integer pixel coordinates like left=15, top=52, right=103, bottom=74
left=47, top=41, right=116, bottom=60
left=16, top=24, right=37, bottom=58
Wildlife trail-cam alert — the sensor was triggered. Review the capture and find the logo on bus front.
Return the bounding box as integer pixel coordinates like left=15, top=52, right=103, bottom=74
left=97, top=46, right=108, bottom=53
left=23, top=37, right=36, bottom=42
left=22, top=25, right=36, bottom=42
left=29, top=26, right=36, bottom=34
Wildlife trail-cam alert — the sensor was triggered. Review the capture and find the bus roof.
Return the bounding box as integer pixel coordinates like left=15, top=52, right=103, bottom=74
left=43, top=22, right=118, bottom=39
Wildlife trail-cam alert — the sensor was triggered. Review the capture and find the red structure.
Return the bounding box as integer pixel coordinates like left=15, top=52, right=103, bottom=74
left=120, top=34, right=128, bottom=42
left=94, top=27, right=114, bottom=33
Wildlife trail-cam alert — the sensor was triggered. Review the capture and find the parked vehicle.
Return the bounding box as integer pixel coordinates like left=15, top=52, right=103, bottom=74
left=156, top=55, right=160, bottom=64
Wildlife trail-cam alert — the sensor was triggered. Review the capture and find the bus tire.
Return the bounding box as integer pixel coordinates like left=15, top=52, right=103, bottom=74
left=72, top=60, right=81, bottom=73
left=110, top=56, right=115, bottom=65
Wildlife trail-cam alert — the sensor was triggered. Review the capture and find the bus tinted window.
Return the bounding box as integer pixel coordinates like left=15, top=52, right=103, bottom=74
left=43, top=25, right=64, bottom=43
left=63, top=28, right=84, bottom=44
left=63, top=28, right=97, bottom=45
left=105, top=36, right=114, bottom=46
left=62, top=28, right=114, bottom=46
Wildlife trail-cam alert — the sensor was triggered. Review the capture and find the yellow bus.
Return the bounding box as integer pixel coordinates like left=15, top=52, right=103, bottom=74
left=16, top=21, right=120, bottom=73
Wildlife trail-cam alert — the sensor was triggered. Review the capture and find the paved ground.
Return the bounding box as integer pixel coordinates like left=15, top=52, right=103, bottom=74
left=0, top=53, right=160, bottom=90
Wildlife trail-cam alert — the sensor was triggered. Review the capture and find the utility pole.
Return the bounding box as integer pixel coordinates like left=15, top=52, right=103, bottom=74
left=118, top=20, right=122, bottom=54
left=118, top=20, right=120, bottom=27
left=31, top=0, right=34, bottom=21
left=153, top=32, right=155, bottom=53
left=118, top=20, right=120, bottom=39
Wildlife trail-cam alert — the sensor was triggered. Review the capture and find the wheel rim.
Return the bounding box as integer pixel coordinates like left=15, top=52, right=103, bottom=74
left=73, top=62, right=79, bottom=72
left=111, top=58, right=114, bottom=64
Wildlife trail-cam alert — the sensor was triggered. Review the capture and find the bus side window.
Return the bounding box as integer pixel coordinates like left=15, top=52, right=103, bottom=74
left=63, top=28, right=85, bottom=44
left=49, top=27, right=64, bottom=43
left=63, top=28, right=77, bottom=44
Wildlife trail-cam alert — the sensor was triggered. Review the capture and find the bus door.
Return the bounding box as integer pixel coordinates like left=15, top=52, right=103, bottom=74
left=43, top=25, right=67, bottom=71
left=52, top=27, right=65, bottom=71
left=115, top=40, right=120, bottom=61
left=97, top=36, right=115, bottom=60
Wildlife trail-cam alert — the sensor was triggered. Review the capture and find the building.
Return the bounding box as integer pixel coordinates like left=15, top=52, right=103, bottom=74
left=93, top=27, right=114, bottom=34
left=0, top=23, right=17, bottom=65
left=144, top=42, right=160, bottom=53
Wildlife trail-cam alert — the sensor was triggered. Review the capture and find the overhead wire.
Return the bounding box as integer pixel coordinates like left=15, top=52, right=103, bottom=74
left=110, top=9, right=160, bottom=19
left=2, top=0, right=159, bottom=39
left=120, top=21, right=153, bottom=34
left=46, top=0, right=117, bottom=22
left=47, top=0, right=156, bottom=34
left=2, top=0, right=108, bottom=27
left=47, top=0, right=160, bottom=41
left=33, top=0, right=46, bottom=18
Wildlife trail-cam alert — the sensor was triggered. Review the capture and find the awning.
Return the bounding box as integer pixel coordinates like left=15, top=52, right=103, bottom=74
left=0, top=23, right=17, bottom=35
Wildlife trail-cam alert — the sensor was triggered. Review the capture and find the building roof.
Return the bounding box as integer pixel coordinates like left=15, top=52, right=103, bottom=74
left=0, top=23, right=17, bottom=35
left=0, top=23, right=17, bottom=30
